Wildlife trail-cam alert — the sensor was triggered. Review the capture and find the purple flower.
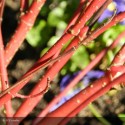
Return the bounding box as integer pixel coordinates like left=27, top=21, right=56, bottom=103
left=60, top=71, right=80, bottom=91
left=98, top=0, right=125, bottom=24
left=81, top=70, right=105, bottom=86
left=114, top=0, right=125, bottom=13
left=98, top=9, right=114, bottom=22
left=50, top=70, right=104, bottom=112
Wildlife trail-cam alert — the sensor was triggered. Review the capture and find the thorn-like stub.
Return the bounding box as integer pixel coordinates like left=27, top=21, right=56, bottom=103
left=102, top=82, right=107, bottom=87
left=106, top=67, right=111, bottom=71
left=20, top=12, right=25, bottom=17
left=73, top=46, right=77, bottom=51
left=78, top=36, right=84, bottom=41
left=109, top=74, right=113, bottom=81
left=90, top=84, right=93, bottom=88
left=67, top=25, right=80, bottom=36
left=44, top=77, right=51, bottom=93
left=68, top=29, right=75, bottom=35
left=29, top=10, right=33, bottom=13
left=47, top=76, right=51, bottom=82
left=8, top=91, right=15, bottom=98
left=76, top=99, right=80, bottom=104
left=3, top=110, right=6, bottom=114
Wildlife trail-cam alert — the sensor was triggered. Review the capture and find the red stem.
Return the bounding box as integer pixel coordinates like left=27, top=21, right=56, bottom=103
left=59, top=72, right=125, bottom=125
left=0, top=11, right=123, bottom=121
left=0, top=29, right=13, bottom=117
left=38, top=44, right=125, bottom=124
left=5, top=0, right=46, bottom=66
left=0, top=1, right=124, bottom=123
left=0, top=0, right=13, bottom=118
left=64, top=0, right=91, bottom=32
left=12, top=12, right=125, bottom=121
left=33, top=28, right=125, bottom=125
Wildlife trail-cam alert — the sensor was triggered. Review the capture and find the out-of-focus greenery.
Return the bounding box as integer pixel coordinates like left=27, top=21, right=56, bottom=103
left=26, top=0, right=125, bottom=75
left=26, top=0, right=79, bottom=48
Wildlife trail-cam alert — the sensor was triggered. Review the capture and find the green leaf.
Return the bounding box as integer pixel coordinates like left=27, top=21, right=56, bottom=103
left=47, top=7, right=64, bottom=27
left=71, top=46, right=90, bottom=71
left=103, top=25, right=125, bottom=46
left=59, top=1, right=67, bottom=9
left=26, top=20, right=46, bottom=47
left=48, top=36, right=60, bottom=47
left=57, top=21, right=67, bottom=30
left=107, top=50, right=114, bottom=65
left=40, top=47, right=49, bottom=57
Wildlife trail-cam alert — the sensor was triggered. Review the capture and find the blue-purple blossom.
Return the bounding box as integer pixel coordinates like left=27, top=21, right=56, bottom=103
left=50, top=70, right=104, bottom=112
left=98, top=0, right=125, bottom=24
left=82, top=70, right=105, bottom=86
left=60, top=71, right=80, bottom=91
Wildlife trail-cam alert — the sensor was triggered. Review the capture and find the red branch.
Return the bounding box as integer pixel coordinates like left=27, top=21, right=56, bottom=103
left=0, top=0, right=13, bottom=118
left=38, top=44, right=125, bottom=125
left=59, top=72, right=125, bottom=125
left=4, top=0, right=46, bottom=66
left=0, top=11, right=123, bottom=118
left=0, top=1, right=125, bottom=124
left=32, top=29, right=125, bottom=125
left=11, top=12, right=125, bottom=122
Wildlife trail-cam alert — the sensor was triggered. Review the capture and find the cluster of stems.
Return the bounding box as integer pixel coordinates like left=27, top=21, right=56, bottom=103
left=0, top=0, right=125, bottom=125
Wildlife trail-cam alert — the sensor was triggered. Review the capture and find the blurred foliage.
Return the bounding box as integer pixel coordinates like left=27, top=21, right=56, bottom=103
left=26, top=0, right=125, bottom=75
left=26, top=0, right=79, bottom=48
